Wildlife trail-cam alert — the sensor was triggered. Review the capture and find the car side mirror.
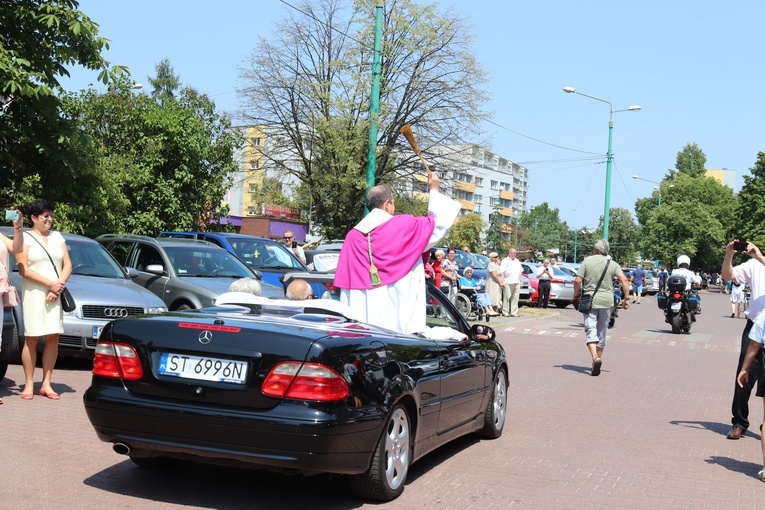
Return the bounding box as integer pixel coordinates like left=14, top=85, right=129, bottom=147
left=145, top=264, right=165, bottom=275
left=471, top=323, right=496, bottom=342
left=124, top=267, right=140, bottom=279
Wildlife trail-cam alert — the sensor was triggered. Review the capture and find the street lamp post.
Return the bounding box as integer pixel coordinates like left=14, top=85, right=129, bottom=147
left=632, top=175, right=674, bottom=206
left=563, top=87, right=641, bottom=241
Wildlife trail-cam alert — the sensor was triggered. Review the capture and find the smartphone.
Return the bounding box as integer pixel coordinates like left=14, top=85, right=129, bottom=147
left=5, top=210, right=19, bottom=221
left=733, top=241, right=748, bottom=251
left=292, top=241, right=298, bottom=249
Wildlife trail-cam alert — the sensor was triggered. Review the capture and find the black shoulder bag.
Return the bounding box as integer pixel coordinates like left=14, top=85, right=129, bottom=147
left=577, top=258, right=611, bottom=313
left=26, top=233, right=76, bottom=312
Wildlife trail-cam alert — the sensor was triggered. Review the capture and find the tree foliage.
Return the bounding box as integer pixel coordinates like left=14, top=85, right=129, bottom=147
left=484, top=205, right=508, bottom=255
left=736, top=151, right=765, bottom=248
left=443, top=213, right=484, bottom=252
left=667, top=142, right=707, bottom=179
left=517, top=203, right=569, bottom=258
left=237, top=0, right=488, bottom=238
left=148, top=58, right=182, bottom=105
left=637, top=173, right=734, bottom=270
left=598, top=207, right=638, bottom=264
left=0, top=0, right=127, bottom=205
left=59, top=76, right=240, bottom=236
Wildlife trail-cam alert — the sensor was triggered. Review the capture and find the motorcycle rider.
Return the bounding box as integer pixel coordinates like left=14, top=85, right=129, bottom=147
left=671, top=255, right=702, bottom=318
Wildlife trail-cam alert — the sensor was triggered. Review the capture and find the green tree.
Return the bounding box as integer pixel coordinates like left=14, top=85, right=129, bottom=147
left=238, top=0, right=488, bottom=236
left=148, top=58, right=182, bottom=105
left=517, top=203, right=569, bottom=258
left=569, top=227, right=599, bottom=263
left=637, top=173, right=734, bottom=270
left=736, top=152, right=765, bottom=247
left=484, top=205, right=508, bottom=254
left=443, top=213, right=484, bottom=252
left=667, top=142, right=707, bottom=179
left=61, top=77, right=240, bottom=236
left=0, top=0, right=127, bottom=204
left=600, top=207, right=638, bottom=264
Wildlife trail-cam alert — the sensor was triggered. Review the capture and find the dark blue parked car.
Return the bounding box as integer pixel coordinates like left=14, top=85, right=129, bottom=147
left=159, top=232, right=333, bottom=297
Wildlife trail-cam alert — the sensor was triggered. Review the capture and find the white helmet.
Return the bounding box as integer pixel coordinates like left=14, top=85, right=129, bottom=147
left=677, top=255, right=691, bottom=267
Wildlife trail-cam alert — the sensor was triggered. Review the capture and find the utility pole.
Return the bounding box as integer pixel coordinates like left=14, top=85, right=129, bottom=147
left=364, top=0, right=384, bottom=214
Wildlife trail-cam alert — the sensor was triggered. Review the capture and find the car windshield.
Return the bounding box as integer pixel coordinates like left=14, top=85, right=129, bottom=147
left=66, top=239, right=128, bottom=278
left=228, top=239, right=305, bottom=271
left=462, top=252, right=487, bottom=270
left=163, top=246, right=255, bottom=278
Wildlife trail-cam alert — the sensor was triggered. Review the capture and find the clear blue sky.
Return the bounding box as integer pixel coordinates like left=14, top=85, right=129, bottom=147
left=63, top=0, right=765, bottom=231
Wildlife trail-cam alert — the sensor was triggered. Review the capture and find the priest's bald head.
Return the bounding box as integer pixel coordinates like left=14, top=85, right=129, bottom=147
left=367, top=186, right=395, bottom=214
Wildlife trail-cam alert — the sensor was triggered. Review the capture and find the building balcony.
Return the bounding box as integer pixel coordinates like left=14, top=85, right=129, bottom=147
left=499, top=207, right=513, bottom=217
left=501, top=224, right=513, bottom=234
left=456, top=199, right=475, bottom=211
left=499, top=189, right=514, bottom=201
left=454, top=180, right=476, bottom=193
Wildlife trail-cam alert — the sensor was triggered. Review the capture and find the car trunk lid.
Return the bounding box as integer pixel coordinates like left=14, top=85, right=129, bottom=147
left=102, top=311, right=342, bottom=409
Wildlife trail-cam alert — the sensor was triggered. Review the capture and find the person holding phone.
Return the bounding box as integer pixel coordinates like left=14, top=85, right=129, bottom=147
left=722, top=239, right=765, bottom=439
left=282, top=230, right=306, bottom=265
left=536, top=258, right=554, bottom=308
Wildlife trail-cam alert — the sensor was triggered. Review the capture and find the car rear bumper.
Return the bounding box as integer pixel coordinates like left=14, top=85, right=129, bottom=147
left=83, top=382, right=385, bottom=475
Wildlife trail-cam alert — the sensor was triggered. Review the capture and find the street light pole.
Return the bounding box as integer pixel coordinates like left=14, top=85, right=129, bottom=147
left=632, top=175, right=674, bottom=206
left=563, top=87, right=640, bottom=242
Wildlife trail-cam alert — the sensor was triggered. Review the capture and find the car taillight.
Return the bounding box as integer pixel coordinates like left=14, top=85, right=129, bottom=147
left=551, top=278, right=565, bottom=284
left=93, top=341, right=144, bottom=381
left=262, top=361, right=348, bottom=401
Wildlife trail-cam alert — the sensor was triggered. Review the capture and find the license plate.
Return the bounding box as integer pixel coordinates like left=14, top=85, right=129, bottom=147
left=671, top=302, right=682, bottom=311
left=92, top=326, right=103, bottom=339
left=159, top=352, right=248, bottom=384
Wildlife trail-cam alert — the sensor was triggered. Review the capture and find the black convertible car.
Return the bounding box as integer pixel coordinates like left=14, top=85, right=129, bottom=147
left=83, top=283, right=508, bottom=501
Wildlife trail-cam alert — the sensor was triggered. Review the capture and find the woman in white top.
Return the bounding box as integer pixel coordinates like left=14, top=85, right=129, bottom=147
left=16, top=198, right=72, bottom=401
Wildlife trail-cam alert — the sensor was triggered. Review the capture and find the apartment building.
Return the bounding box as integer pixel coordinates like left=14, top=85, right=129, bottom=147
left=410, top=144, right=528, bottom=238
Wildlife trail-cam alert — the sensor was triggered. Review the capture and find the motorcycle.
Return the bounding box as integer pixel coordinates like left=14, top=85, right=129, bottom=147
left=657, top=275, right=700, bottom=334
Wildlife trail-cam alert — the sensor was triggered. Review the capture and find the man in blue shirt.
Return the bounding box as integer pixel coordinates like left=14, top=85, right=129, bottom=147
left=631, top=266, right=645, bottom=304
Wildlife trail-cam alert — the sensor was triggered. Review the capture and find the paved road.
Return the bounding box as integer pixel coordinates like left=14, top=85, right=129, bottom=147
left=2, top=289, right=763, bottom=509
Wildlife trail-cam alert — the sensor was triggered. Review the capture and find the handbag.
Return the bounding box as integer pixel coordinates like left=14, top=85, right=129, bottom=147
left=577, top=258, right=611, bottom=313
left=25, top=233, right=76, bottom=312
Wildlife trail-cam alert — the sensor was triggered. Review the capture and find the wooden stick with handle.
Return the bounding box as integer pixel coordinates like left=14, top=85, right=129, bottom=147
left=399, top=125, right=432, bottom=175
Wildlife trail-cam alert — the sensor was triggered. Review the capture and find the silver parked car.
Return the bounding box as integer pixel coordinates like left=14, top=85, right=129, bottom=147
left=521, top=262, right=576, bottom=308
left=96, top=234, right=283, bottom=310
left=0, top=228, right=168, bottom=369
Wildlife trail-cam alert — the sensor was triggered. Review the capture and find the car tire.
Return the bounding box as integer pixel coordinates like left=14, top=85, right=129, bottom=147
left=553, top=300, right=570, bottom=309
left=348, top=404, right=411, bottom=501
left=479, top=368, right=507, bottom=439
left=7, top=313, right=22, bottom=365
